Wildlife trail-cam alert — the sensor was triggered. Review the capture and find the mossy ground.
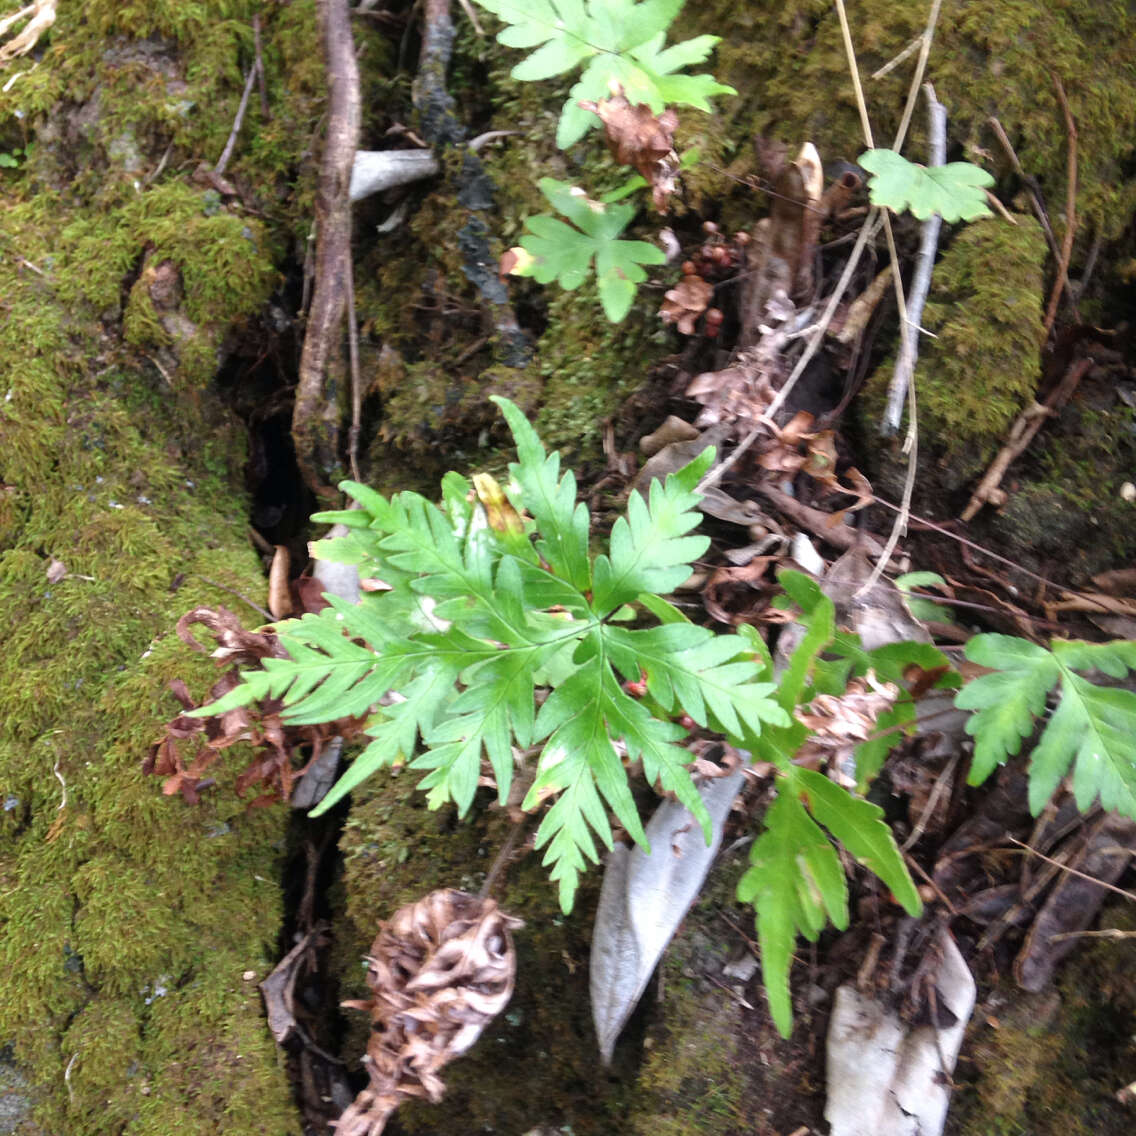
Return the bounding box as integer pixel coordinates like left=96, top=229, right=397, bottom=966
left=0, top=2, right=367, bottom=1131
left=949, top=905, right=1136, bottom=1135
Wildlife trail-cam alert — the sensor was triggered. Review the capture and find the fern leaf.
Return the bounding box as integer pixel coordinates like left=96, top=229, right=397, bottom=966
left=492, top=393, right=592, bottom=591
left=526, top=654, right=651, bottom=912
left=604, top=623, right=788, bottom=738
left=475, top=0, right=732, bottom=147
left=795, top=769, right=922, bottom=915
left=308, top=661, right=464, bottom=816
left=956, top=634, right=1136, bottom=820
left=737, top=788, right=847, bottom=1037
left=591, top=446, right=713, bottom=614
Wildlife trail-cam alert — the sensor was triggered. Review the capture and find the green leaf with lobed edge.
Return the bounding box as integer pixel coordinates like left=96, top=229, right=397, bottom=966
left=859, top=148, right=994, bottom=222
left=956, top=634, right=1136, bottom=820
left=737, top=788, right=847, bottom=1037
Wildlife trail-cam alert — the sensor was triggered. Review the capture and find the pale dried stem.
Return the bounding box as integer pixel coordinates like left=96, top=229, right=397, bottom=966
left=1042, top=75, right=1077, bottom=338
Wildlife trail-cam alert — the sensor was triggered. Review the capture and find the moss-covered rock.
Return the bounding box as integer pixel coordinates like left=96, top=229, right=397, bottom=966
left=0, top=3, right=359, bottom=1131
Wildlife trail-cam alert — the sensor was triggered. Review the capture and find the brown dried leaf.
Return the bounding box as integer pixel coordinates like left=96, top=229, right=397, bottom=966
left=660, top=275, right=713, bottom=335
left=149, top=607, right=365, bottom=806
left=795, top=675, right=900, bottom=783
left=46, top=557, right=67, bottom=583
left=579, top=86, right=679, bottom=210
left=335, top=890, right=523, bottom=1136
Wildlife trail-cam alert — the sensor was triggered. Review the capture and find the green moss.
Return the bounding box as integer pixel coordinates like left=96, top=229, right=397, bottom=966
left=993, top=403, right=1136, bottom=577
left=0, top=7, right=330, bottom=1130
left=677, top=0, right=1136, bottom=241
left=953, top=906, right=1136, bottom=1136
left=913, top=216, right=1046, bottom=461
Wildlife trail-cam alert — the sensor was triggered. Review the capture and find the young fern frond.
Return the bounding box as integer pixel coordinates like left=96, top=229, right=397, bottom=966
left=188, top=398, right=786, bottom=912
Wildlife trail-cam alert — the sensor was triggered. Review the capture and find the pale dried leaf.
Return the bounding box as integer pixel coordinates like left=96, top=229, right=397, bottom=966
left=591, top=769, right=745, bottom=1064
left=0, top=1, right=55, bottom=65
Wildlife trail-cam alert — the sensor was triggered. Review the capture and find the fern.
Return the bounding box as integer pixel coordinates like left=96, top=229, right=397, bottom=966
left=733, top=571, right=936, bottom=1036
left=193, top=397, right=787, bottom=913
left=474, top=0, right=735, bottom=147
left=955, top=634, right=1136, bottom=818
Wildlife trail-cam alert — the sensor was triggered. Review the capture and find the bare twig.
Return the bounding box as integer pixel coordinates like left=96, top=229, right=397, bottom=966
left=1007, top=836, right=1136, bottom=904
left=1042, top=76, right=1078, bottom=338
left=456, top=0, right=484, bottom=35
left=346, top=257, right=362, bottom=482
left=697, top=213, right=880, bottom=493
left=253, top=12, right=270, bottom=121
left=871, top=35, right=923, bottom=80
left=960, top=356, right=1091, bottom=521
left=987, top=117, right=1060, bottom=251
left=214, top=58, right=261, bottom=176
left=901, top=752, right=959, bottom=852
left=984, top=189, right=1017, bottom=225
left=292, top=0, right=361, bottom=501
left=833, top=0, right=917, bottom=596
left=890, top=0, right=942, bottom=152
left=194, top=574, right=273, bottom=621
left=883, top=84, right=945, bottom=434
left=1047, top=928, right=1136, bottom=943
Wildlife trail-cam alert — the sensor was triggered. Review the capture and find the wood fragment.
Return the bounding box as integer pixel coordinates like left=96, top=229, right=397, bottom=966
left=960, top=357, right=1091, bottom=521
left=1042, top=75, right=1077, bottom=338
left=267, top=545, right=294, bottom=619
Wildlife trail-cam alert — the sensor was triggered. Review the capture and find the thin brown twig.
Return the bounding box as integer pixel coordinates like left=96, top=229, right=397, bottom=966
left=194, top=575, right=273, bottom=621
left=832, top=0, right=917, bottom=596
left=214, top=57, right=260, bottom=176
left=987, top=116, right=1061, bottom=254
left=1043, top=76, right=1077, bottom=338
left=1047, top=928, right=1136, bottom=943
left=960, top=356, right=1091, bottom=522
left=346, top=254, right=362, bottom=482
left=870, top=494, right=1083, bottom=597
left=1007, top=836, right=1136, bottom=904
left=902, top=753, right=960, bottom=852
left=253, top=12, right=270, bottom=121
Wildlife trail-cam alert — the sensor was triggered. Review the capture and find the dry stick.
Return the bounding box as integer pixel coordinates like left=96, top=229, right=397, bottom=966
left=697, top=214, right=879, bottom=493
left=833, top=0, right=918, bottom=597
left=889, top=0, right=943, bottom=152
left=253, top=12, right=270, bottom=121
left=960, top=356, right=1091, bottom=521
left=871, top=34, right=923, bottom=80
left=987, top=116, right=1061, bottom=254
left=1043, top=75, right=1078, bottom=338
left=345, top=254, right=362, bottom=482
left=214, top=57, right=260, bottom=176
left=699, top=0, right=935, bottom=496
left=883, top=84, right=946, bottom=435
left=870, top=493, right=1077, bottom=595
left=292, top=0, right=360, bottom=502
left=1007, top=836, right=1136, bottom=904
